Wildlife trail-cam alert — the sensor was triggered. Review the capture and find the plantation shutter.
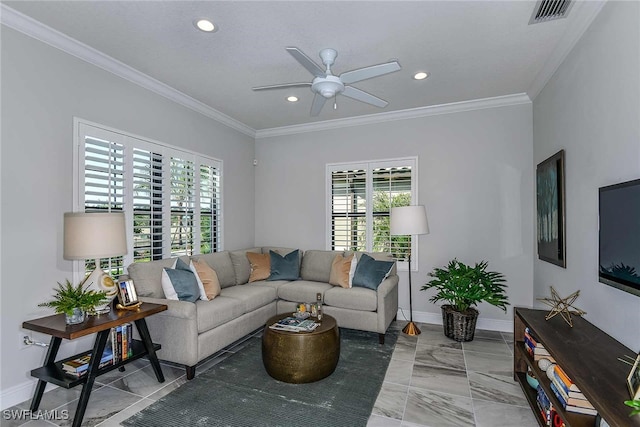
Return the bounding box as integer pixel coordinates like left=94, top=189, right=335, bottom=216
left=169, top=156, right=195, bottom=257
left=371, top=165, right=413, bottom=259
left=131, top=148, right=164, bottom=262
left=76, top=121, right=224, bottom=279
left=327, top=158, right=417, bottom=269
left=82, top=132, right=126, bottom=276
left=330, top=168, right=367, bottom=251
left=199, top=162, right=221, bottom=254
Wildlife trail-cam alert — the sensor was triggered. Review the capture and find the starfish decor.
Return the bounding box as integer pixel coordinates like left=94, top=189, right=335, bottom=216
left=537, top=286, right=586, bottom=327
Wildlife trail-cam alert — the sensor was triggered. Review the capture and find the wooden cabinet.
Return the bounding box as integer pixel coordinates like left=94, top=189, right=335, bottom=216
left=513, top=307, right=640, bottom=427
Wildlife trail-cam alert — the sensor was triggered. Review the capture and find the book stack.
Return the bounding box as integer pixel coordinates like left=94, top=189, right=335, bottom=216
left=549, top=365, right=597, bottom=416
left=524, top=328, right=556, bottom=363
left=536, top=386, right=566, bottom=427
left=62, top=349, right=114, bottom=378
left=269, top=317, right=319, bottom=332
left=111, top=323, right=133, bottom=363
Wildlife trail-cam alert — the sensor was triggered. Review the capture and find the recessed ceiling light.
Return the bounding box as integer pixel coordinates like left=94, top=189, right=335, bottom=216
left=286, top=96, right=299, bottom=102
left=195, top=19, right=217, bottom=33
left=413, top=72, right=429, bottom=80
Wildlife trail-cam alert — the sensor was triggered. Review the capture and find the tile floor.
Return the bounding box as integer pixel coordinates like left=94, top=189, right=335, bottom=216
left=4, top=321, right=538, bottom=427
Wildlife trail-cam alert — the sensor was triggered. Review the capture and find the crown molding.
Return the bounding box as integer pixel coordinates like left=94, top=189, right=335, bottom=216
left=0, top=4, right=256, bottom=138
left=527, top=0, right=607, bottom=100
left=255, top=93, right=532, bottom=139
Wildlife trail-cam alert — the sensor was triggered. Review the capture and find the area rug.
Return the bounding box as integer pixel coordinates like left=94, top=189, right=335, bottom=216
left=123, top=327, right=398, bottom=427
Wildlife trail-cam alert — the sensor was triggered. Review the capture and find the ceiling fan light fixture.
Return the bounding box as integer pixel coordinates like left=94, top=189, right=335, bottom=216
left=286, top=96, right=298, bottom=102
left=413, top=72, right=429, bottom=80
left=194, top=19, right=217, bottom=33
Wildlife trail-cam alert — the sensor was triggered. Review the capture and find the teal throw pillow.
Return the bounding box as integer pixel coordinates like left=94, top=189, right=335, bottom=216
left=268, top=249, right=300, bottom=281
left=162, top=258, right=199, bottom=302
left=352, top=253, right=394, bottom=290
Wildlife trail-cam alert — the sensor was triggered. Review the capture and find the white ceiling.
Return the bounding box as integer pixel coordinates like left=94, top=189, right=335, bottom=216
left=3, top=1, right=604, bottom=132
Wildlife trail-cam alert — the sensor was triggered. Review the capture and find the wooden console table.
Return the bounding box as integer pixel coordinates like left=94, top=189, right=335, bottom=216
left=514, top=307, right=640, bottom=427
left=23, top=302, right=167, bottom=427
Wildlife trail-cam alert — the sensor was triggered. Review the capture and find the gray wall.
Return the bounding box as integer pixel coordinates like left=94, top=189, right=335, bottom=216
left=0, top=28, right=255, bottom=399
left=533, top=0, right=640, bottom=350
left=255, top=103, right=534, bottom=329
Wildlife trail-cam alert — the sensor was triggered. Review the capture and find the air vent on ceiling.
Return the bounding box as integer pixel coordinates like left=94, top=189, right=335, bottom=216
left=529, top=0, right=573, bottom=24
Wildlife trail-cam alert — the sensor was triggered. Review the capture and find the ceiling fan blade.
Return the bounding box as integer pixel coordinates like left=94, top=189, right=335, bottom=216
left=340, top=61, right=401, bottom=84
left=286, top=47, right=325, bottom=77
left=341, top=86, right=388, bottom=108
left=310, top=93, right=327, bottom=116
left=252, top=82, right=312, bottom=91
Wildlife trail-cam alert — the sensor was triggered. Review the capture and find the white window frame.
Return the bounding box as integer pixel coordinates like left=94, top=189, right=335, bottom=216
left=72, top=118, right=223, bottom=281
left=326, top=156, right=418, bottom=271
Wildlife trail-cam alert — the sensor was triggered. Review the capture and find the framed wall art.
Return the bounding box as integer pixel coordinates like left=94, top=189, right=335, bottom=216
left=536, top=149, right=566, bottom=268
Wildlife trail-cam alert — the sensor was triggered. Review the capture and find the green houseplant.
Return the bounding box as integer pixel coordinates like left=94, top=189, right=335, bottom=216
left=421, top=259, right=509, bottom=341
left=39, top=280, right=108, bottom=324
left=626, top=398, right=640, bottom=416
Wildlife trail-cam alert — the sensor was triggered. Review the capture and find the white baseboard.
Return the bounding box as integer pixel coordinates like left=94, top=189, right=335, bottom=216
left=397, top=309, right=513, bottom=333
left=0, top=379, right=39, bottom=410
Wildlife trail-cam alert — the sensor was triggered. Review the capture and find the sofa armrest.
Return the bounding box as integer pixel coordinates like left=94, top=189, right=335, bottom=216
left=377, top=275, right=399, bottom=300
left=376, top=274, right=399, bottom=334
left=140, top=296, right=196, bottom=320
left=138, top=296, right=199, bottom=366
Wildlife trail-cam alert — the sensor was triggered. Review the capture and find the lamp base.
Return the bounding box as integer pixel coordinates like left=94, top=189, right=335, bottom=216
left=402, top=321, right=421, bottom=336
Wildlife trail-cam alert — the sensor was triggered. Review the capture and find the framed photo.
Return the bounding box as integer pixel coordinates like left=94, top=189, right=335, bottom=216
left=628, top=354, right=640, bottom=400
left=117, top=279, right=139, bottom=307
left=536, top=149, right=566, bottom=268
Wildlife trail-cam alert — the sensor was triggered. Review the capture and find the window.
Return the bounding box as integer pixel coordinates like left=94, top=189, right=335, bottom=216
left=327, top=158, right=417, bottom=269
left=75, top=120, right=222, bottom=276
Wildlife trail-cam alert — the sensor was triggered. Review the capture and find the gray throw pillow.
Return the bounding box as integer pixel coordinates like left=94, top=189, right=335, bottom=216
left=163, top=258, right=199, bottom=302
left=268, top=249, right=300, bottom=281
left=352, top=253, right=394, bottom=290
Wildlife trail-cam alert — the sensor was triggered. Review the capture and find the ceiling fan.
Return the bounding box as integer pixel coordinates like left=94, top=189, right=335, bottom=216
left=252, top=47, right=401, bottom=116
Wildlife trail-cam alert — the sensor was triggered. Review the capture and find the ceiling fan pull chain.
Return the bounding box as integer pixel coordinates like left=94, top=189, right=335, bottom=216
left=334, top=96, right=338, bottom=110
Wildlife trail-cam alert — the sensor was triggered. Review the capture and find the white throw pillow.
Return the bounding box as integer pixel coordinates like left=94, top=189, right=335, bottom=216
left=348, top=255, right=358, bottom=288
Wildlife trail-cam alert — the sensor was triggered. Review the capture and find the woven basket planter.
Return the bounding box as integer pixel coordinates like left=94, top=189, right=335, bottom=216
left=441, top=305, right=479, bottom=342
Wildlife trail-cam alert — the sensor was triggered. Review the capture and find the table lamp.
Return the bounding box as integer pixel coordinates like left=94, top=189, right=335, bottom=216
left=390, top=205, right=429, bottom=336
left=63, top=212, right=127, bottom=314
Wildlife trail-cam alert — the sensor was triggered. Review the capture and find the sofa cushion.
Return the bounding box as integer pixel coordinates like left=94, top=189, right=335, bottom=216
left=127, top=256, right=190, bottom=298
left=329, top=253, right=354, bottom=288
left=191, top=251, right=236, bottom=288
left=247, top=252, right=271, bottom=282
left=230, top=247, right=261, bottom=285
left=268, top=249, right=300, bottom=281
left=277, top=280, right=333, bottom=303
left=300, top=250, right=343, bottom=283
left=191, top=259, right=221, bottom=300
left=251, top=279, right=291, bottom=291
left=324, top=286, right=378, bottom=312
left=220, top=284, right=277, bottom=313
left=352, top=254, right=395, bottom=290
left=195, top=296, right=245, bottom=333
left=162, top=259, right=200, bottom=302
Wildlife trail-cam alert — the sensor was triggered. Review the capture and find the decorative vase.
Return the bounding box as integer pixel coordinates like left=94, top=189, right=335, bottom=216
left=441, top=305, right=479, bottom=342
left=65, top=308, right=86, bottom=325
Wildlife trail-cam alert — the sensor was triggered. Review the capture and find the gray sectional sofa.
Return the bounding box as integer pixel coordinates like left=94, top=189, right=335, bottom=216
left=125, top=247, right=398, bottom=379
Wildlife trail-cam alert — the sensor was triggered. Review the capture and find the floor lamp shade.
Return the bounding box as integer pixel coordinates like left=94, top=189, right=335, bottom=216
left=63, top=212, right=127, bottom=314
left=389, top=205, right=429, bottom=336
left=390, top=205, right=429, bottom=236
left=63, top=212, right=127, bottom=260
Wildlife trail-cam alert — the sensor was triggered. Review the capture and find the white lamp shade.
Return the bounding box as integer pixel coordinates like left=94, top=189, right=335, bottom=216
left=63, top=212, right=127, bottom=260
left=390, top=205, right=429, bottom=236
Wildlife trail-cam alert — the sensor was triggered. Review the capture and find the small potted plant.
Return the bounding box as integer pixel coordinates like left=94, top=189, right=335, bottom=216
left=421, top=259, right=509, bottom=341
left=626, top=398, right=640, bottom=416
left=39, top=280, right=108, bottom=324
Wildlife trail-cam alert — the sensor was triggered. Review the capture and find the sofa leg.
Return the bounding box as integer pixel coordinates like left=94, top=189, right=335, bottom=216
left=378, top=333, right=385, bottom=345
left=186, top=365, right=196, bottom=380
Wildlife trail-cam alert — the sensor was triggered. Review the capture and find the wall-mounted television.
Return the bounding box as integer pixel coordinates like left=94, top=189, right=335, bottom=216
left=599, top=178, right=640, bottom=296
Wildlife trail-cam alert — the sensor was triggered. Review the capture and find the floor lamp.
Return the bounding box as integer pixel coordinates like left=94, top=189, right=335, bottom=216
left=390, top=205, right=429, bottom=336
left=63, top=212, right=128, bottom=314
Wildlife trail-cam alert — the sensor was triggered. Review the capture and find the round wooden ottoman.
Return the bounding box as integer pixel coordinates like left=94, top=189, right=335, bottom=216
left=262, top=313, right=340, bottom=383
